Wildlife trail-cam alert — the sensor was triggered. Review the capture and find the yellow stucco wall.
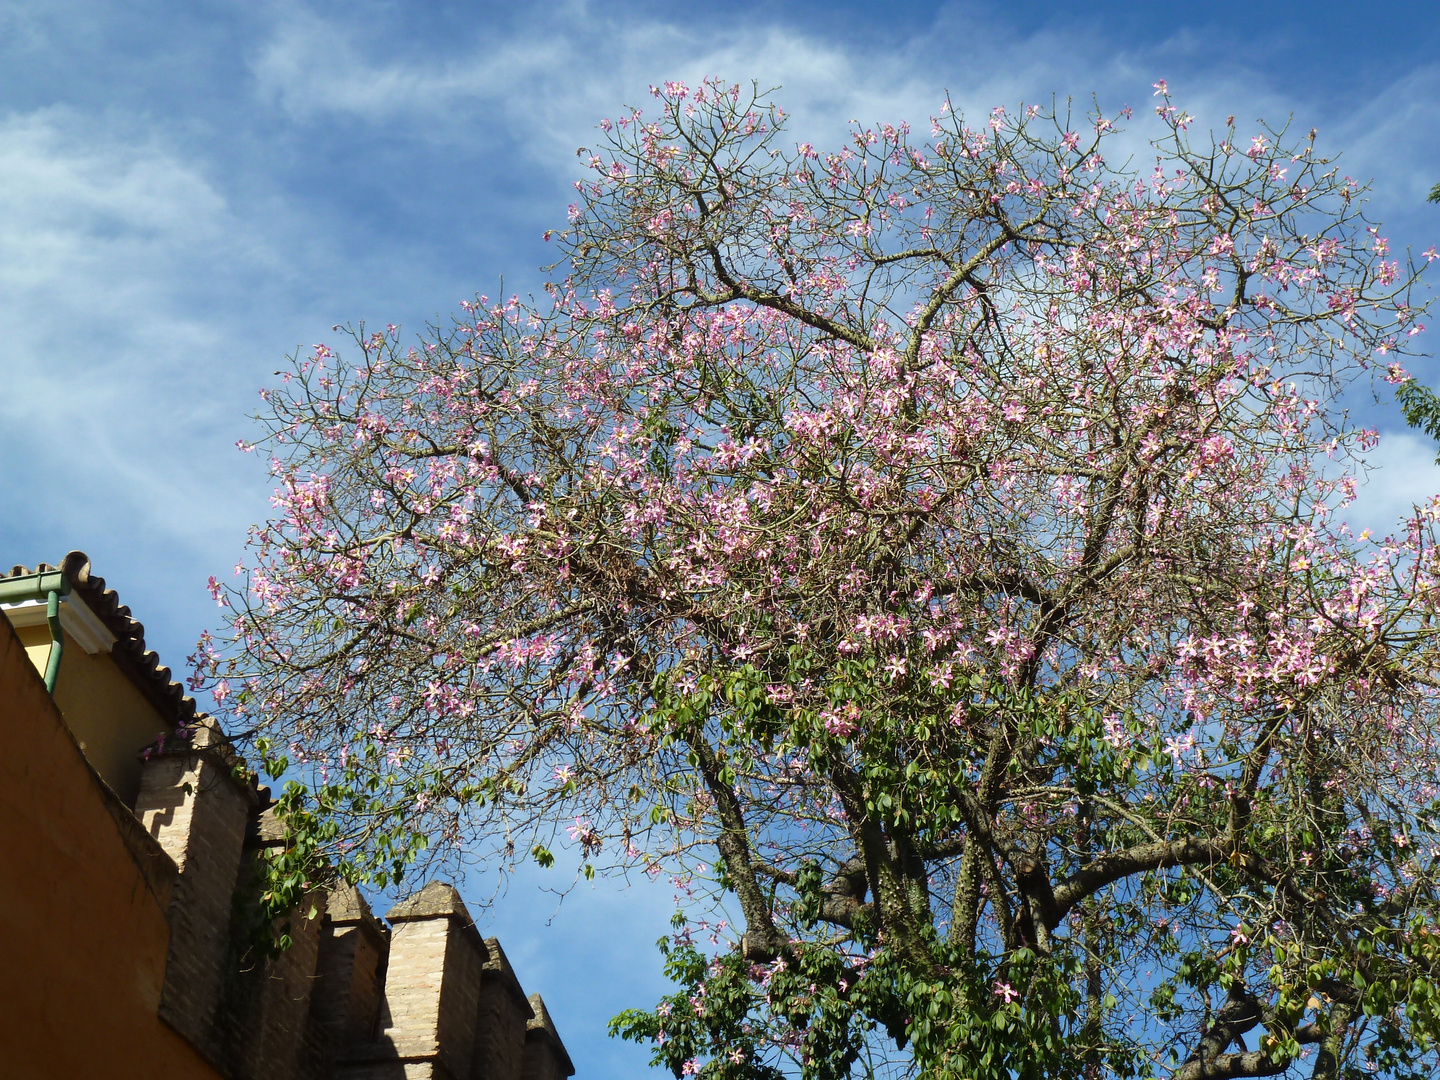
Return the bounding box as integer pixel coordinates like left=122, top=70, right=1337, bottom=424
left=13, top=623, right=171, bottom=808
left=0, top=614, right=221, bottom=1080
left=15, top=621, right=52, bottom=672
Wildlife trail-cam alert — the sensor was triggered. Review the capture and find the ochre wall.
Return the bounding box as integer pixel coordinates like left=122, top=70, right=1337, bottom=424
left=13, top=621, right=171, bottom=806
left=0, top=615, right=220, bottom=1080
left=14, top=619, right=51, bottom=672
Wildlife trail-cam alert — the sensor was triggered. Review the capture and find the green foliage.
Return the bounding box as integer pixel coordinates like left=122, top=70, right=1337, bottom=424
left=611, top=944, right=789, bottom=1080
left=1397, top=378, right=1440, bottom=463
left=613, top=931, right=1152, bottom=1080
left=246, top=735, right=434, bottom=952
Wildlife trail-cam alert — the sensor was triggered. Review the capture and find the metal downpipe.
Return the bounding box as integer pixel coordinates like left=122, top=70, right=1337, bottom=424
left=0, top=569, right=73, bottom=694
left=43, top=589, right=63, bottom=694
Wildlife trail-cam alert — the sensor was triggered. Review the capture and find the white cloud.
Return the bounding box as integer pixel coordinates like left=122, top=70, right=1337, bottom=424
left=1330, top=64, right=1440, bottom=210
left=248, top=4, right=1169, bottom=172
left=0, top=109, right=258, bottom=530
left=1346, top=430, right=1440, bottom=536
left=247, top=2, right=1440, bottom=225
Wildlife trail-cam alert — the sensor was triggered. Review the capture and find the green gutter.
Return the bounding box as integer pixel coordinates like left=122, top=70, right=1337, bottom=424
left=0, top=570, right=72, bottom=693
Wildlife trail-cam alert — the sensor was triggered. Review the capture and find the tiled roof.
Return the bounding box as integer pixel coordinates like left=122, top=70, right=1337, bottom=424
left=3, top=550, right=205, bottom=734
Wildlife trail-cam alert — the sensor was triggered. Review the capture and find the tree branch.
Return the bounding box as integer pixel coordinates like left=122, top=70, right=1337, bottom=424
left=1172, top=987, right=1275, bottom=1080
left=1050, top=838, right=1233, bottom=925
left=688, top=738, right=786, bottom=960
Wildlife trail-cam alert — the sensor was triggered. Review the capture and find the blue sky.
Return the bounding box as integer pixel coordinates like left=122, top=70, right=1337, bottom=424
left=3, top=1, right=1439, bottom=1075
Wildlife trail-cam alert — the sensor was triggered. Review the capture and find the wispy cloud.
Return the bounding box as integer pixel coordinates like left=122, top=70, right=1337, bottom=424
left=1347, top=432, right=1440, bottom=536
left=0, top=107, right=260, bottom=531
left=1331, top=64, right=1440, bottom=210
left=248, top=1, right=1440, bottom=210
left=249, top=4, right=1158, bottom=169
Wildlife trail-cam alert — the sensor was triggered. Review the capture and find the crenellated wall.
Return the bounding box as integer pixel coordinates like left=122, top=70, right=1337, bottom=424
left=311, top=883, right=393, bottom=1068
left=125, top=716, right=576, bottom=1080
left=135, top=719, right=257, bottom=1057
left=0, top=556, right=575, bottom=1080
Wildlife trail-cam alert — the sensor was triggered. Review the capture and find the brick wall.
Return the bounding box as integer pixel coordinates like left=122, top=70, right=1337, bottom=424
left=134, top=723, right=253, bottom=1060
left=476, top=938, right=535, bottom=1080
left=310, top=882, right=391, bottom=1062
left=523, top=995, right=575, bottom=1080
left=0, top=610, right=219, bottom=1080
left=128, top=738, right=577, bottom=1080
left=2, top=557, right=574, bottom=1080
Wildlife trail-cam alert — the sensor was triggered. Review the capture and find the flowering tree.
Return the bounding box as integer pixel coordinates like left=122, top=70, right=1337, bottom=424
left=205, top=80, right=1440, bottom=1079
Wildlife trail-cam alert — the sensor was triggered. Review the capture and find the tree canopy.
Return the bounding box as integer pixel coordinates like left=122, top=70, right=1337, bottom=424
left=203, top=80, right=1440, bottom=1079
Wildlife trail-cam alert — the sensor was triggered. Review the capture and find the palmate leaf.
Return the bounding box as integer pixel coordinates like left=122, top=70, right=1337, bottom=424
left=1397, top=379, right=1440, bottom=464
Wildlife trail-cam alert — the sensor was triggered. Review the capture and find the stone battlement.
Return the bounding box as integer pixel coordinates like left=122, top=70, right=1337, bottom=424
left=152, top=731, right=574, bottom=1080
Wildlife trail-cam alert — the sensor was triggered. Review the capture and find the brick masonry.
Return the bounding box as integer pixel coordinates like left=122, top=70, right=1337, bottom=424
left=134, top=724, right=254, bottom=1054
left=477, top=938, right=535, bottom=1080
left=524, top=995, right=575, bottom=1080
left=134, top=731, right=574, bottom=1080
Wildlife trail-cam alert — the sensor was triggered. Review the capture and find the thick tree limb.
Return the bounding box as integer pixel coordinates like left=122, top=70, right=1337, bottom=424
left=1050, top=838, right=1233, bottom=926
left=1309, top=1002, right=1352, bottom=1080
left=1172, top=987, right=1274, bottom=1080
left=687, top=738, right=786, bottom=960
left=1171, top=1049, right=1288, bottom=1080
left=753, top=856, right=872, bottom=930
left=1013, top=852, right=1059, bottom=953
